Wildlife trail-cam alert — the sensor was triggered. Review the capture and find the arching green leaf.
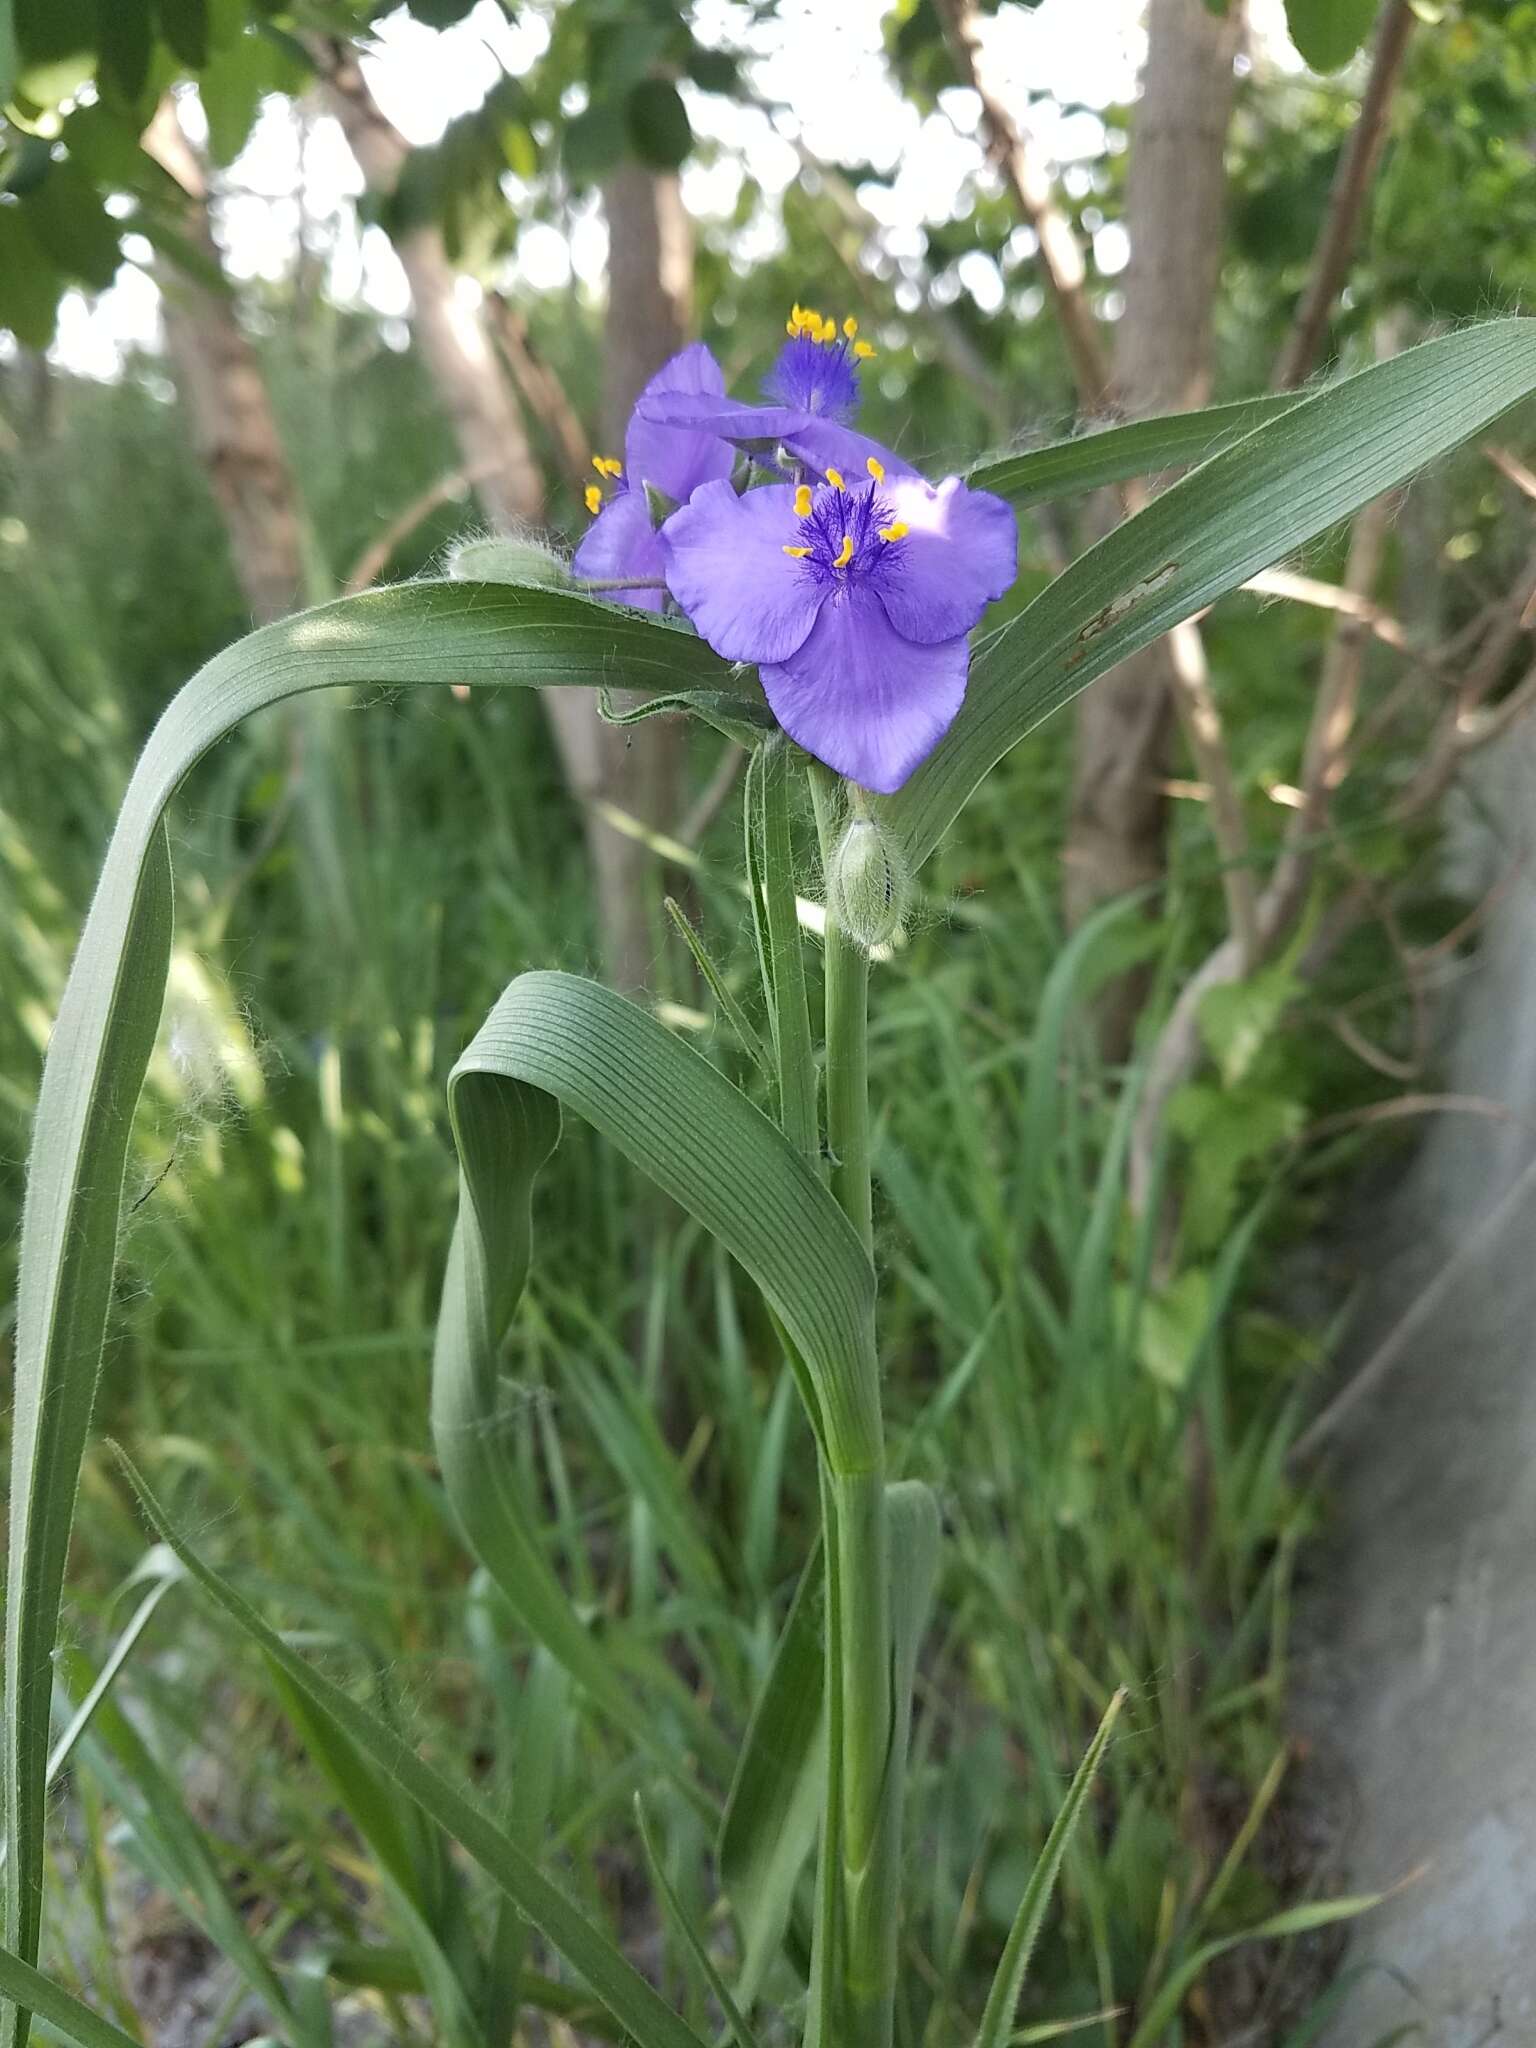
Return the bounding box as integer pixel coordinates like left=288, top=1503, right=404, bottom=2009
left=883, top=320, right=1536, bottom=871
left=2, top=579, right=737, bottom=2048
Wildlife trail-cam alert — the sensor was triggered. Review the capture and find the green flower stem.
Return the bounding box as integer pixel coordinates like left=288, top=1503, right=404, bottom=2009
left=807, top=762, right=892, bottom=2046
left=748, top=743, right=818, bottom=1165
left=808, top=768, right=873, bottom=1254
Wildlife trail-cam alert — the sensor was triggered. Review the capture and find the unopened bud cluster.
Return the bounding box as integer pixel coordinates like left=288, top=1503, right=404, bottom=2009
left=826, top=815, right=910, bottom=951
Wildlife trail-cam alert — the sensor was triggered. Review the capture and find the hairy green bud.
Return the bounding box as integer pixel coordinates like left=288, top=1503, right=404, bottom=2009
left=826, top=815, right=910, bottom=951
left=447, top=535, right=571, bottom=587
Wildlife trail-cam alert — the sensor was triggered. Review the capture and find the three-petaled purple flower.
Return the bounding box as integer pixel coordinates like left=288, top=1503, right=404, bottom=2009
left=660, top=452, right=1017, bottom=795
left=572, top=341, right=735, bottom=612
left=637, top=304, right=916, bottom=489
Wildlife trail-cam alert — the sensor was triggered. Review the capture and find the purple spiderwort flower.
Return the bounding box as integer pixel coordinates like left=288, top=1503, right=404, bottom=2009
left=572, top=342, right=735, bottom=612
left=636, top=304, right=918, bottom=489
left=659, top=455, right=1017, bottom=794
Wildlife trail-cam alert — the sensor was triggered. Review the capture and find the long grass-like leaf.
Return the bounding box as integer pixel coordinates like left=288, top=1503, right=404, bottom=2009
left=888, top=320, right=1536, bottom=869
left=973, top=1690, right=1126, bottom=2048
left=117, top=1450, right=711, bottom=2048
left=719, top=1540, right=825, bottom=2008
left=0, top=1945, right=146, bottom=2048
left=965, top=393, right=1303, bottom=509
left=1124, top=1893, right=1385, bottom=2048
left=434, top=970, right=877, bottom=1486
left=2, top=578, right=735, bottom=2047
left=634, top=1797, right=763, bottom=2048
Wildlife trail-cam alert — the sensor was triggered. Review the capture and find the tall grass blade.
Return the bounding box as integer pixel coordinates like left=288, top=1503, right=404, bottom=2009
left=634, top=1797, right=763, bottom=2048
left=55, top=1652, right=305, bottom=2040
left=1124, top=1893, right=1386, bottom=2048
left=266, top=1665, right=486, bottom=2048
left=0, top=1945, right=146, bottom=2048
left=973, top=1689, right=1127, bottom=2048
left=719, top=1541, right=825, bottom=2008
left=117, top=1449, right=711, bottom=2048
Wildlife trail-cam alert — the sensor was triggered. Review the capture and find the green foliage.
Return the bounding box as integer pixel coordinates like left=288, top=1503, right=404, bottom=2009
left=1284, top=0, right=1379, bottom=72
left=4, top=317, right=1530, bottom=2046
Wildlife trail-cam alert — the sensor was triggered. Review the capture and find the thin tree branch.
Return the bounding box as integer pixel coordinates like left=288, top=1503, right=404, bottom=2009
left=1273, top=0, right=1417, bottom=389
left=342, top=464, right=495, bottom=594
left=675, top=741, right=746, bottom=849
left=485, top=292, right=593, bottom=501
left=930, top=0, right=1113, bottom=412
left=1165, top=622, right=1262, bottom=966
left=1483, top=443, right=1536, bottom=506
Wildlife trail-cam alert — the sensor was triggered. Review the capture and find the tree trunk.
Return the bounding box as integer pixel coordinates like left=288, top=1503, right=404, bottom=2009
left=315, top=39, right=680, bottom=990
left=1061, top=0, right=1245, bottom=1049
left=552, top=162, right=697, bottom=996
left=142, top=96, right=305, bottom=625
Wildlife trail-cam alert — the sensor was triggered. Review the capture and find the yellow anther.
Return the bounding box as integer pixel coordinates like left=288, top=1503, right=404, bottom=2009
left=825, top=467, right=845, bottom=490
left=591, top=454, right=622, bottom=478
left=786, top=318, right=798, bottom=336
left=819, top=316, right=837, bottom=343
left=878, top=520, right=909, bottom=543
left=844, top=315, right=858, bottom=339
left=793, top=484, right=813, bottom=517
left=866, top=456, right=885, bottom=483
left=853, top=340, right=876, bottom=360
left=783, top=544, right=812, bottom=558
left=833, top=533, right=854, bottom=569
left=585, top=484, right=603, bottom=516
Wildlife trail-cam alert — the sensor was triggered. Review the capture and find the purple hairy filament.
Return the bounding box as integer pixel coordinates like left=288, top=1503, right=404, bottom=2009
left=781, top=469, right=910, bottom=590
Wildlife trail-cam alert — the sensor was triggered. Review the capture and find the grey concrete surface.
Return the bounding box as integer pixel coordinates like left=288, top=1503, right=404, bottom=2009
left=1309, top=721, right=1536, bottom=2048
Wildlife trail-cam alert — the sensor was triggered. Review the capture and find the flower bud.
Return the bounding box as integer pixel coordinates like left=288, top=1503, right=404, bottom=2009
left=447, top=535, right=571, bottom=587
left=826, top=815, right=910, bottom=951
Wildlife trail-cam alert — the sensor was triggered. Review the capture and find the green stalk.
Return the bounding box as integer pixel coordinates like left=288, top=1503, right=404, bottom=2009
left=807, top=763, right=893, bottom=2048
left=747, top=743, right=818, bottom=1164
left=808, top=769, right=873, bottom=1253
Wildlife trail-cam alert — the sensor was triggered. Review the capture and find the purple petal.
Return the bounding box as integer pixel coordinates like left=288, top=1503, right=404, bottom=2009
left=759, top=585, right=969, bottom=795
left=622, top=344, right=735, bottom=505
left=572, top=488, right=665, bottom=611
left=778, top=418, right=919, bottom=484
left=869, top=477, right=1018, bottom=645
left=635, top=392, right=920, bottom=486
left=636, top=391, right=817, bottom=449
left=660, top=479, right=825, bottom=664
